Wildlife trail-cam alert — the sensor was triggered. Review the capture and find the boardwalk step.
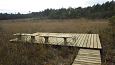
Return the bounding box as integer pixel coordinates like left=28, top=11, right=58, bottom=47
left=72, top=49, right=101, bottom=65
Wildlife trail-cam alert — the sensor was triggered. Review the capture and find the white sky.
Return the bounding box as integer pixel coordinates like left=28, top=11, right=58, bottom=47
left=0, top=0, right=113, bottom=14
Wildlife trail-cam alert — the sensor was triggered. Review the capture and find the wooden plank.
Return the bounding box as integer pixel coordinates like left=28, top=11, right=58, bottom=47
left=77, top=50, right=100, bottom=54
left=76, top=53, right=101, bottom=60
left=49, top=37, right=57, bottom=45
left=90, top=34, right=94, bottom=48
left=73, top=61, right=101, bottom=65
left=48, top=33, right=59, bottom=45
left=41, top=33, right=61, bottom=45
left=76, top=34, right=85, bottom=46
left=75, top=56, right=101, bottom=61
left=86, top=34, right=91, bottom=48
left=56, top=33, right=66, bottom=45
left=96, top=34, right=102, bottom=49
left=74, top=59, right=101, bottom=63
left=77, top=50, right=100, bottom=57
left=82, top=34, right=89, bottom=47
left=73, top=34, right=81, bottom=46
left=55, top=38, right=64, bottom=45
left=78, top=49, right=100, bottom=55
left=93, top=34, right=98, bottom=48
left=67, top=34, right=80, bottom=46
left=75, top=34, right=84, bottom=46
left=79, top=34, right=87, bottom=47
left=37, top=36, right=45, bottom=43
left=77, top=49, right=100, bottom=55
left=72, top=63, right=100, bottom=65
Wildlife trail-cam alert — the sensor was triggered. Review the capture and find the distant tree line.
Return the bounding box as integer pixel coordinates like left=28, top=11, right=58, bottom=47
left=0, top=1, right=115, bottom=20
left=0, top=13, right=31, bottom=20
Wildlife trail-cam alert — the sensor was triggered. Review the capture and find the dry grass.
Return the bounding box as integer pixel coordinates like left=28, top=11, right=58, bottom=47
left=0, top=18, right=108, bottom=33
left=0, top=18, right=115, bottom=65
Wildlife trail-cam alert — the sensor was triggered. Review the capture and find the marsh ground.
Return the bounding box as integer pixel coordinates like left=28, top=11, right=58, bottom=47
left=0, top=18, right=114, bottom=65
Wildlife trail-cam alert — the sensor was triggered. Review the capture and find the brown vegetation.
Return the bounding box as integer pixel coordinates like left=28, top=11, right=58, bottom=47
left=0, top=18, right=115, bottom=65
left=0, top=19, right=108, bottom=33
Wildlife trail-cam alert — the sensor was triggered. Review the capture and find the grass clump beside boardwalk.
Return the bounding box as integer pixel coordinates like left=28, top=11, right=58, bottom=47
left=0, top=18, right=115, bottom=65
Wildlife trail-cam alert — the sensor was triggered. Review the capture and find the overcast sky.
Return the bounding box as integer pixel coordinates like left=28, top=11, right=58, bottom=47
left=0, top=0, right=113, bottom=14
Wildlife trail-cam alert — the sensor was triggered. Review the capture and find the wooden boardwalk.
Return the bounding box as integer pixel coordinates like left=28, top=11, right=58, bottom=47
left=10, top=32, right=102, bottom=49
left=10, top=32, right=102, bottom=65
left=72, top=49, right=101, bottom=65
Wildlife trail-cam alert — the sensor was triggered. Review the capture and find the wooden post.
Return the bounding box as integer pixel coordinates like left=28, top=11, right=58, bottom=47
left=31, top=36, right=35, bottom=43
left=17, top=34, right=21, bottom=41
left=44, top=37, right=49, bottom=43
left=64, top=38, right=67, bottom=45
